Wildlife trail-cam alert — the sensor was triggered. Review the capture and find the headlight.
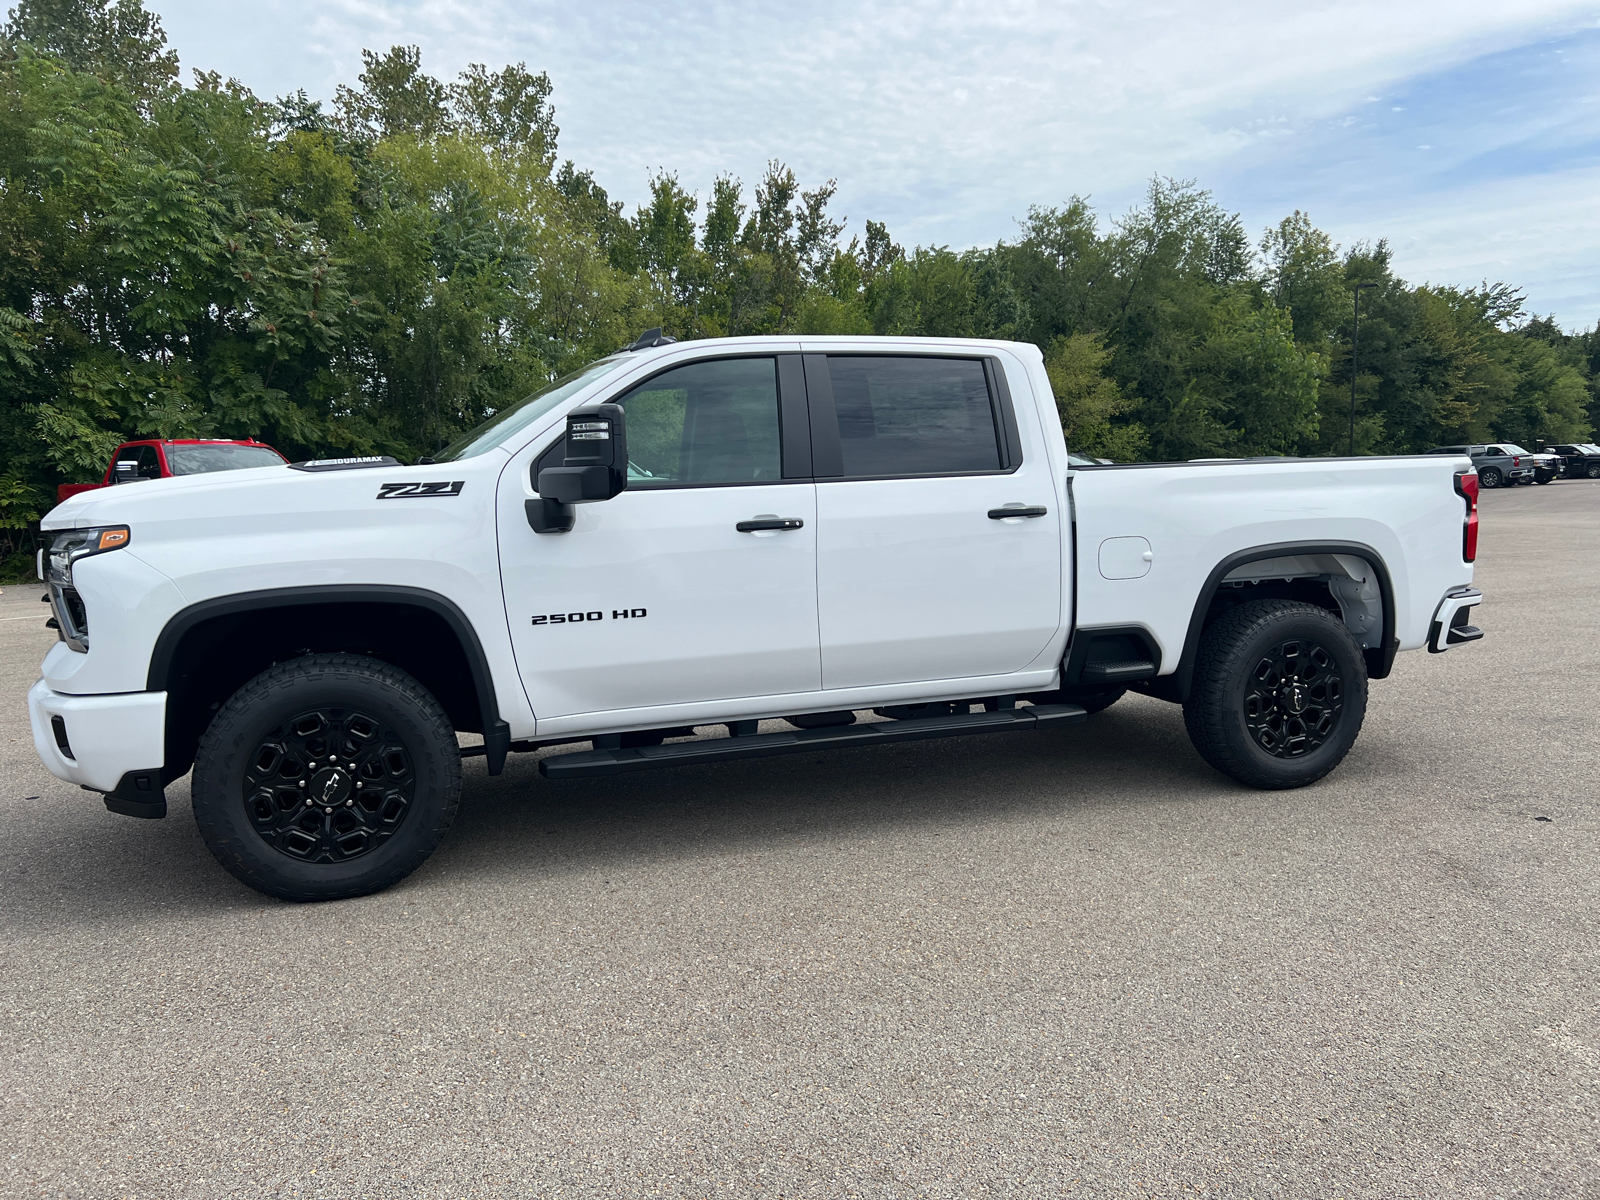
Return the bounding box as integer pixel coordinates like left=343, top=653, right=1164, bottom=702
left=45, top=525, right=130, bottom=588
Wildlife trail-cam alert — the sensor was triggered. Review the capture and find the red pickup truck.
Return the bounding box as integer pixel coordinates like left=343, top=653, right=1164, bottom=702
left=56, top=439, right=288, bottom=504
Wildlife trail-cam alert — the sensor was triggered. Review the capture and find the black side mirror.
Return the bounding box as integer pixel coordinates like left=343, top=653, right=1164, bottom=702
left=527, top=403, right=628, bottom=534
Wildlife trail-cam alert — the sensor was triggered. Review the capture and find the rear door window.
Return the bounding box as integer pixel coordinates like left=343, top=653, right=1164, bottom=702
left=823, top=357, right=1002, bottom=477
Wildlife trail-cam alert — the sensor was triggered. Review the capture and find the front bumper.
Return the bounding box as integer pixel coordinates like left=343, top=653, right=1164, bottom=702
left=1428, top=587, right=1484, bottom=653
left=28, top=679, right=166, bottom=793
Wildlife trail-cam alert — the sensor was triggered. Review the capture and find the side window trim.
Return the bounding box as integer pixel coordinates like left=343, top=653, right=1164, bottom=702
left=803, top=353, right=1020, bottom=482
left=802, top=354, right=843, bottom=477
left=984, top=357, right=1023, bottom=469
left=776, top=354, right=812, bottom=479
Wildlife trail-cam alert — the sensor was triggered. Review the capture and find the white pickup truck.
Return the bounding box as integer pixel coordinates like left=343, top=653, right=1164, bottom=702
left=29, top=334, right=1486, bottom=901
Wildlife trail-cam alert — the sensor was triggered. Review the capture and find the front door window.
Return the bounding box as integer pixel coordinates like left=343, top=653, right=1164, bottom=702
left=620, top=357, right=783, bottom=486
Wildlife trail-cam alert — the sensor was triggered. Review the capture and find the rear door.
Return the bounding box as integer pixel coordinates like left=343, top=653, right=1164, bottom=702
left=805, top=352, right=1063, bottom=689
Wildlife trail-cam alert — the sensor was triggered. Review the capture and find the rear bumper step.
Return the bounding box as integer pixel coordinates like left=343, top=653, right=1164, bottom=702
left=1428, top=586, right=1484, bottom=653
left=539, top=704, right=1088, bottom=780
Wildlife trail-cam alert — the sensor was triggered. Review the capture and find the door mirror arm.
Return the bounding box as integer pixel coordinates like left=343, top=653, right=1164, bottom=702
left=525, top=496, right=575, bottom=534
left=526, top=403, right=627, bottom=534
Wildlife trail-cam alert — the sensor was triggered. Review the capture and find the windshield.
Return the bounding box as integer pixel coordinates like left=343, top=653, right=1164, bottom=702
left=165, top=444, right=286, bottom=475
left=432, top=358, right=629, bottom=462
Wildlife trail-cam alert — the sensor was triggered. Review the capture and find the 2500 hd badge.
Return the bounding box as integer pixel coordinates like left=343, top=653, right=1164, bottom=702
left=531, top=608, right=647, bottom=626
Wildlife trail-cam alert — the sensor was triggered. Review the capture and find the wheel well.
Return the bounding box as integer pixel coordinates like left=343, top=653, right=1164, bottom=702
left=1149, top=542, right=1397, bottom=705
left=1203, top=577, right=1343, bottom=626
left=155, top=600, right=488, bottom=784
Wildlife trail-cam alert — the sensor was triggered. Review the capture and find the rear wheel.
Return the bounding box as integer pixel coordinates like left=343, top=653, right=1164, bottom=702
left=1478, top=467, right=1502, bottom=488
left=1183, top=600, right=1367, bottom=789
left=1589, top=463, right=1600, bottom=479
left=192, top=653, right=461, bottom=902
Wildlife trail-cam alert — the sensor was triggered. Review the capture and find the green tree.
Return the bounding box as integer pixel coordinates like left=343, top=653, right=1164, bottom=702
left=2, top=0, right=177, bottom=97
left=1045, top=332, right=1147, bottom=460
left=0, top=0, right=1593, bottom=582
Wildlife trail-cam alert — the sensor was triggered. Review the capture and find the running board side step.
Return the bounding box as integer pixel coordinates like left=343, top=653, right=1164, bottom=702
left=539, top=704, right=1088, bottom=779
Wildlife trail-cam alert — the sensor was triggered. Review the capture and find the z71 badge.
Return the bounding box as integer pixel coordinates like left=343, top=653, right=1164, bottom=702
left=376, top=481, right=465, bottom=499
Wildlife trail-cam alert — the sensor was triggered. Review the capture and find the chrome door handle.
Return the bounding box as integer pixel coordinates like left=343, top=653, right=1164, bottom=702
left=736, top=517, right=804, bottom=532
left=988, top=505, right=1048, bottom=519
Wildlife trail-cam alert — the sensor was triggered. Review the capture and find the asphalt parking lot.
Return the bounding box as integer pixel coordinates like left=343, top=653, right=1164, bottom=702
left=2, top=480, right=1596, bottom=1199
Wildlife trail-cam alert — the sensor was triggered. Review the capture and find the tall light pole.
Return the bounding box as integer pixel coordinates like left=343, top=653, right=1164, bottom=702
left=1350, top=282, right=1379, bottom=455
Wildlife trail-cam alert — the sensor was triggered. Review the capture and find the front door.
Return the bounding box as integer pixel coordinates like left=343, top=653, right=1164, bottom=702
left=497, top=353, right=820, bottom=724
left=806, top=353, right=1064, bottom=689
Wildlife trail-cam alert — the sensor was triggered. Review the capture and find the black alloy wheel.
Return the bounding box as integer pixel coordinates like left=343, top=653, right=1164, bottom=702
left=1478, top=467, right=1502, bottom=488
left=1241, top=637, right=1344, bottom=758
left=243, top=705, right=415, bottom=862
left=1184, top=599, right=1368, bottom=789
left=193, top=653, right=461, bottom=902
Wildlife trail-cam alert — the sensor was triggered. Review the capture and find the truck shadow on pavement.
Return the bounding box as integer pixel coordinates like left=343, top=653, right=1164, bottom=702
left=3, top=697, right=1244, bottom=922
left=430, top=697, right=1238, bottom=884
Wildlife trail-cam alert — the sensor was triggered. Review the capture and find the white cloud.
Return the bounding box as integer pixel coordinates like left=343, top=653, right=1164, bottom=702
left=1330, top=165, right=1600, bottom=324
left=154, top=0, right=1600, bottom=323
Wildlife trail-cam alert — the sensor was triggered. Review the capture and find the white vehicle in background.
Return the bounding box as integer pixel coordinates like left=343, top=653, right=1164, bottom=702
left=30, top=332, right=1485, bottom=901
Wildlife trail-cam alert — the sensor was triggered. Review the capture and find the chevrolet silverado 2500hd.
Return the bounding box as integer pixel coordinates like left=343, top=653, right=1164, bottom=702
left=29, top=335, right=1486, bottom=902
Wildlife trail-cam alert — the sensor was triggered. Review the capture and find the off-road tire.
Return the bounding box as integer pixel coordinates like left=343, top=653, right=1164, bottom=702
left=1183, top=600, right=1367, bottom=790
left=1478, top=467, right=1502, bottom=488
left=193, top=653, right=461, bottom=902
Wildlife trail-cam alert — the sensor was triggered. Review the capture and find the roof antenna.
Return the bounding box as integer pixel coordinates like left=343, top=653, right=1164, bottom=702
left=626, top=328, right=677, bottom=352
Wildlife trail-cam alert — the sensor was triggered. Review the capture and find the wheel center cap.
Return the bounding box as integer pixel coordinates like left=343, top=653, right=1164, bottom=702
left=309, top=767, right=351, bottom=807
left=1282, top=684, right=1308, bottom=715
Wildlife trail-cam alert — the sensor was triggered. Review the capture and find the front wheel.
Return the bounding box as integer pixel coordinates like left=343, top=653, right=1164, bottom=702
left=192, top=653, right=462, bottom=902
left=1478, top=467, right=1502, bottom=488
left=1183, top=600, right=1368, bottom=789
left=1535, top=473, right=1553, bottom=485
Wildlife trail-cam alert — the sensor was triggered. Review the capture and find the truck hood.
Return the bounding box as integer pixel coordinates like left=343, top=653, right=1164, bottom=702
left=41, top=455, right=508, bottom=532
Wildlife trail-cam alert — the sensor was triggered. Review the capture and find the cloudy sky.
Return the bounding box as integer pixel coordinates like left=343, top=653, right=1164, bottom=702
left=154, top=1, right=1600, bottom=327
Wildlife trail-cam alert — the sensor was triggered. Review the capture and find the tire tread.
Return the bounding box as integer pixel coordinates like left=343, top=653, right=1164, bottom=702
left=193, top=653, right=461, bottom=902
left=1183, top=599, right=1366, bottom=790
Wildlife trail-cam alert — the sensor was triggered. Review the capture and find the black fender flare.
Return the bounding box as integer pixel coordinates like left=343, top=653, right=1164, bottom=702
left=146, top=584, right=511, bottom=775
left=1170, top=540, right=1397, bottom=702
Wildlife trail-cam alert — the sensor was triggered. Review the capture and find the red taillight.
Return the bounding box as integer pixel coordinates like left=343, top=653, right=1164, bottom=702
left=1454, top=470, right=1479, bottom=562
left=1512, top=455, right=1520, bottom=467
